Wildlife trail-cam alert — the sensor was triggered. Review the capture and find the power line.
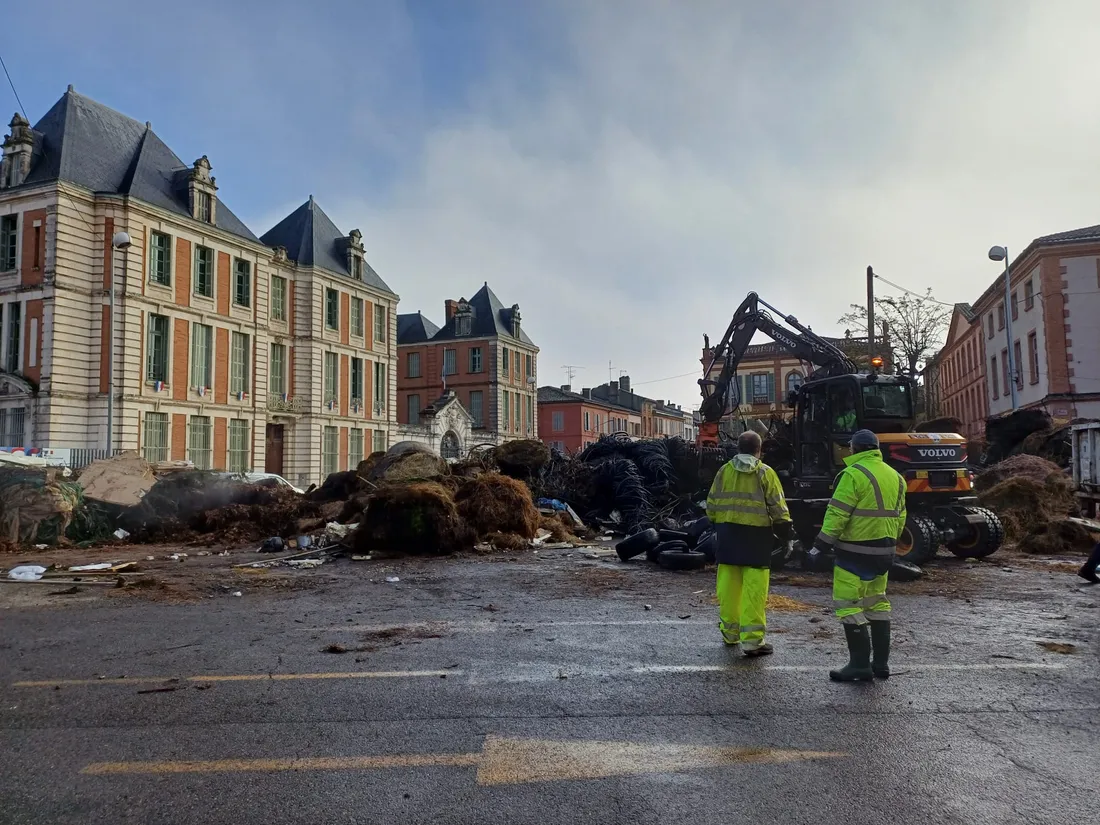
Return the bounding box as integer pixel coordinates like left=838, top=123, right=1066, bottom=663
left=630, top=369, right=702, bottom=387
left=0, top=53, right=27, bottom=117
left=872, top=273, right=955, bottom=307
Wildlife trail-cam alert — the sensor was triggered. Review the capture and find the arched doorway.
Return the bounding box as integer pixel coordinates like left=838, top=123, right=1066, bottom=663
left=440, top=430, right=461, bottom=460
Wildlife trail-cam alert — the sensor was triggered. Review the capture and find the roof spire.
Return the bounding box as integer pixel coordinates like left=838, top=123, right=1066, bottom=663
left=67, top=84, right=74, bottom=93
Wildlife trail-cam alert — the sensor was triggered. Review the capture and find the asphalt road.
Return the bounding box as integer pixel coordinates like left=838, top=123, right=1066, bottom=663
left=1, top=552, right=1098, bottom=824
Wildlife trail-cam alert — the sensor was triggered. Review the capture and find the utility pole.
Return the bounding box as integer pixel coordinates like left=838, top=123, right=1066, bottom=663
left=866, top=265, right=876, bottom=359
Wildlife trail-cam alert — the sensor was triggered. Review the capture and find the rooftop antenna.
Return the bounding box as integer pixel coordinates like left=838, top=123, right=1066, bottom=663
left=561, top=365, right=584, bottom=386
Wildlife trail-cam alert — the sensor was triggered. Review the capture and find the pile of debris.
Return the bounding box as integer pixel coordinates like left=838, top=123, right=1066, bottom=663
left=982, top=408, right=1074, bottom=468
left=975, top=454, right=1090, bottom=554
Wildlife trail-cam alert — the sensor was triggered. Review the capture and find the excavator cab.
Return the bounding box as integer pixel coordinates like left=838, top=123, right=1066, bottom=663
left=792, top=374, right=916, bottom=489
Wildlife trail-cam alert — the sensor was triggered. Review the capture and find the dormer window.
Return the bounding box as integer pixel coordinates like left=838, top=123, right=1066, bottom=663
left=454, top=299, right=473, bottom=336
left=511, top=304, right=522, bottom=337
left=188, top=156, right=217, bottom=224
left=346, top=228, right=365, bottom=281
left=1, top=113, right=33, bottom=190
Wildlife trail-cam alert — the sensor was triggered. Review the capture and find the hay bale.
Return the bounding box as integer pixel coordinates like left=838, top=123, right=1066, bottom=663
left=1012, top=427, right=1056, bottom=458
left=494, top=440, right=551, bottom=480
left=307, top=470, right=362, bottom=503
left=977, top=475, right=1077, bottom=541
left=485, top=532, right=531, bottom=552
left=357, top=452, right=385, bottom=479
left=368, top=450, right=448, bottom=483
left=974, top=455, right=1066, bottom=491
left=1018, top=520, right=1096, bottom=556
left=455, top=473, right=540, bottom=538
left=916, top=417, right=963, bottom=434
left=354, top=482, right=473, bottom=555
left=538, top=513, right=577, bottom=543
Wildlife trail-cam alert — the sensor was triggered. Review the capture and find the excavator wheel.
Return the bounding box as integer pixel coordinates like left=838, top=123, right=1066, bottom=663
left=896, top=515, right=938, bottom=565
left=946, top=507, right=1004, bottom=559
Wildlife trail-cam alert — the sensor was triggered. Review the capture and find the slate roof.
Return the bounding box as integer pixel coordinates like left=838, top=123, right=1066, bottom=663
left=260, top=197, right=394, bottom=294
left=20, top=87, right=259, bottom=243
left=953, top=302, right=976, bottom=322
left=396, top=312, right=442, bottom=345
left=397, top=283, right=536, bottom=347
left=1035, top=224, right=1100, bottom=244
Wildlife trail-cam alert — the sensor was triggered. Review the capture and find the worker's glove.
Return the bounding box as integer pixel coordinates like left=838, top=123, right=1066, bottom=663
left=805, top=539, right=832, bottom=570
left=772, top=521, right=791, bottom=543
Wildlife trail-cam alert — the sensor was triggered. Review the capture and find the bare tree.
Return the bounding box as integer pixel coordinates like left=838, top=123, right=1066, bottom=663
left=838, top=290, right=951, bottom=377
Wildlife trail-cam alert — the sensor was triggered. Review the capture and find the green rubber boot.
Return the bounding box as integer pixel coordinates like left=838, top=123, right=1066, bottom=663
left=870, top=621, right=891, bottom=679
left=829, top=624, right=874, bottom=682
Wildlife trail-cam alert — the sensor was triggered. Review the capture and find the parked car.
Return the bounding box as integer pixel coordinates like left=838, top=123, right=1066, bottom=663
left=215, top=472, right=305, bottom=495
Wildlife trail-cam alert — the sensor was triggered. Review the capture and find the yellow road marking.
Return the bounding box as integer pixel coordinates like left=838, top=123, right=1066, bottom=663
left=81, top=736, right=843, bottom=784
left=13, top=670, right=457, bottom=688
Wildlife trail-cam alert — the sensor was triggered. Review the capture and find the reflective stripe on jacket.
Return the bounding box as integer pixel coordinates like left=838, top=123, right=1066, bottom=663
left=816, top=449, right=906, bottom=557
left=706, top=455, right=790, bottom=528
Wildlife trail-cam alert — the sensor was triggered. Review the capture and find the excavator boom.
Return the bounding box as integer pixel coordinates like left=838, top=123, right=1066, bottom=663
left=698, top=292, right=856, bottom=439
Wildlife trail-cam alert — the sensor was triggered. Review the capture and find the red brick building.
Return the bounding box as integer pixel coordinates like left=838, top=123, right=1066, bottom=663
left=938, top=303, right=987, bottom=439
left=396, top=284, right=538, bottom=443
left=537, top=385, right=621, bottom=453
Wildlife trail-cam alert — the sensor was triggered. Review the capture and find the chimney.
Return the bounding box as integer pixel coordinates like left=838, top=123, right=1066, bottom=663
left=582, top=388, right=592, bottom=399
left=610, top=380, right=619, bottom=393
left=444, top=300, right=458, bottom=321
left=561, top=385, right=571, bottom=392
left=620, top=375, right=631, bottom=393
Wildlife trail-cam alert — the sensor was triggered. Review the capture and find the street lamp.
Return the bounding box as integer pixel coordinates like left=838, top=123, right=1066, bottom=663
left=106, top=230, right=132, bottom=453
left=988, top=245, right=1019, bottom=411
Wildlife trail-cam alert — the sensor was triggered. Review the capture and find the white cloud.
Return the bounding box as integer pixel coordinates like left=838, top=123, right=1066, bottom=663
left=308, top=1, right=1100, bottom=408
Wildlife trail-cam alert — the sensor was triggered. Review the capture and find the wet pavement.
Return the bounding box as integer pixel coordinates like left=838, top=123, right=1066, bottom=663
left=1, top=552, right=1098, bottom=824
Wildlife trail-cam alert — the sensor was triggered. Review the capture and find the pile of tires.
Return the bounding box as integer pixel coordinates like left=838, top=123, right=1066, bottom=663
left=615, top=517, right=715, bottom=572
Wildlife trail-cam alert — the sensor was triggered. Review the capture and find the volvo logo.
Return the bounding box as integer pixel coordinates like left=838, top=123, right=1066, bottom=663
left=916, top=448, right=956, bottom=458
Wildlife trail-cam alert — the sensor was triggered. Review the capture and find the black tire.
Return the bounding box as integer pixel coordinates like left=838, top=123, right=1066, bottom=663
left=896, top=515, right=938, bottom=565
left=615, top=528, right=660, bottom=562
left=657, top=549, right=708, bottom=571
left=946, top=507, right=1004, bottom=559
left=890, top=559, right=923, bottom=581
left=648, top=539, right=688, bottom=563
left=658, top=528, right=690, bottom=544
left=696, top=532, right=718, bottom=563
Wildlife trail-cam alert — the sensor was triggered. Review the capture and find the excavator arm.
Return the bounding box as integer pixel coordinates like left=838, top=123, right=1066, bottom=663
left=697, top=292, right=856, bottom=445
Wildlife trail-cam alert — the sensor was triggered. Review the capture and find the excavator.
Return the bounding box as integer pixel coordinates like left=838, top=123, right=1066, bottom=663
left=698, top=292, right=1003, bottom=564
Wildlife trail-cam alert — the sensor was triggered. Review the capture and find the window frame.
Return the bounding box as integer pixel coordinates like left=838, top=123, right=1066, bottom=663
left=1024, top=279, right=1035, bottom=311
left=145, top=312, right=170, bottom=383
left=469, top=347, right=482, bottom=373
left=230, top=331, right=250, bottom=395
left=270, top=276, right=288, bottom=322
left=194, top=245, right=214, bottom=298
left=325, top=288, right=339, bottom=330
left=374, top=304, right=386, bottom=343
left=190, top=322, right=213, bottom=389
left=348, top=428, right=364, bottom=468
left=469, top=390, right=484, bottom=428
left=5, top=302, right=19, bottom=373
left=321, top=426, right=339, bottom=478
left=351, top=297, right=364, bottom=337
left=407, top=352, right=421, bottom=378
left=228, top=419, right=250, bottom=472
left=323, top=351, right=338, bottom=406
left=1028, top=332, right=1039, bottom=385
left=269, top=343, right=287, bottom=397
left=552, top=410, right=564, bottom=432
left=149, top=231, right=172, bottom=286
left=142, top=411, right=169, bottom=464
left=0, top=215, right=16, bottom=272
left=233, top=258, right=252, bottom=308
left=187, top=415, right=213, bottom=470
left=443, top=348, right=457, bottom=376
left=351, top=357, right=364, bottom=404
left=408, top=393, right=421, bottom=425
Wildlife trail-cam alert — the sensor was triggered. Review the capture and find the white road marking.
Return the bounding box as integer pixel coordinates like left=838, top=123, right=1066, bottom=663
left=633, top=662, right=1068, bottom=674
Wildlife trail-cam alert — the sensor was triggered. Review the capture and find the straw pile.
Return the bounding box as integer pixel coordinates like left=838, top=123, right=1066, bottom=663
left=974, top=455, right=1065, bottom=491
left=368, top=450, right=448, bottom=483
left=494, top=440, right=551, bottom=480
left=1017, top=520, right=1095, bottom=555
left=354, top=482, right=474, bottom=555
left=455, top=473, right=540, bottom=538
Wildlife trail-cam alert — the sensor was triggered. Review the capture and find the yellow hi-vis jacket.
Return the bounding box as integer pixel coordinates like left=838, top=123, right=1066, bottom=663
left=707, top=455, right=790, bottom=527
left=816, top=449, right=906, bottom=564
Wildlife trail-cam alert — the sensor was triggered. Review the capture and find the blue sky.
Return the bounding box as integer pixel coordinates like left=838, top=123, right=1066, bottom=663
left=5, top=0, right=1100, bottom=408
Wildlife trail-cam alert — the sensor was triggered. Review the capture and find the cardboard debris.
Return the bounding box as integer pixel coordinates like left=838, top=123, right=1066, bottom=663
left=77, top=452, right=156, bottom=506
